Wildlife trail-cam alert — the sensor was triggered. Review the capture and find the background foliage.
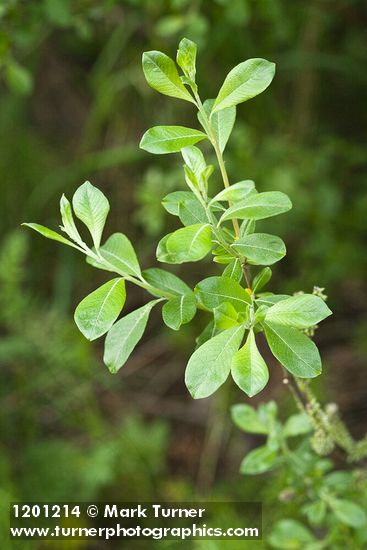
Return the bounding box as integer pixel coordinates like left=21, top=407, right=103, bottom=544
left=0, top=1, right=366, bottom=548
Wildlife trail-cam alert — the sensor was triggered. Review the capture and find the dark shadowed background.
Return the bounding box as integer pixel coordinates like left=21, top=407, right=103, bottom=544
left=0, top=1, right=366, bottom=548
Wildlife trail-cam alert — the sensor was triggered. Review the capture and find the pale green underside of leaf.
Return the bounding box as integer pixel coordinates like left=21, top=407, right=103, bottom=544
left=162, top=293, right=196, bottom=330
left=223, top=258, right=243, bottom=282
left=185, top=325, right=245, bottom=399
left=212, top=58, right=275, bottom=113
left=22, top=223, right=80, bottom=250
left=142, top=267, right=191, bottom=296
left=140, top=126, right=207, bottom=154
left=231, top=330, right=269, bottom=397
left=210, top=180, right=255, bottom=205
left=252, top=267, right=272, bottom=293
left=72, top=181, right=110, bottom=249
left=60, top=194, right=83, bottom=244
left=263, top=321, right=322, bottom=378
left=195, top=276, right=251, bottom=312
left=176, top=37, right=197, bottom=79
left=86, top=233, right=141, bottom=278
left=74, top=278, right=126, bottom=341
left=142, top=50, right=195, bottom=103
left=219, top=191, right=292, bottom=223
left=162, top=191, right=194, bottom=216
left=232, top=233, right=286, bottom=265
left=104, top=301, right=158, bottom=373
left=265, top=294, right=332, bottom=328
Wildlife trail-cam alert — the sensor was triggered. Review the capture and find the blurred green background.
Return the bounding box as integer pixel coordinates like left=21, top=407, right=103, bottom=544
left=0, top=0, right=366, bottom=548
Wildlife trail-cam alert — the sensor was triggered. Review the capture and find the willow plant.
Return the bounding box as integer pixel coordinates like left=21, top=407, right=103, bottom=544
left=23, top=38, right=331, bottom=399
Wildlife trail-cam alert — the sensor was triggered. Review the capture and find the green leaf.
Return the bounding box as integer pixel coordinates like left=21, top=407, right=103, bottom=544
left=231, top=404, right=269, bottom=434
left=176, top=37, right=197, bottom=80
left=232, top=329, right=269, bottom=397
left=210, top=180, right=255, bottom=205
left=165, top=224, right=212, bottom=263
left=142, top=267, right=191, bottom=296
left=162, top=191, right=194, bottom=216
left=263, top=321, right=322, bottom=378
left=195, top=321, right=215, bottom=348
left=240, top=219, right=256, bottom=237
left=60, top=194, right=83, bottom=244
left=22, top=223, right=80, bottom=250
left=283, top=413, right=312, bottom=437
left=214, top=302, right=240, bottom=330
left=253, top=267, right=272, bottom=293
left=198, top=99, right=236, bottom=152
left=162, top=294, right=197, bottom=330
left=104, top=301, right=158, bottom=373
left=142, top=50, right=194, bottom=103
left=156, top=233, right=177, bottom=264
left=195, top=276, right=251, bottom=312
left=74, top=278, right=126, bottom=341
left=256, top=294, right=290, bottom=308
left=86, top=233, right=141, bottom=278
left=185, top=325, right=245, bottom=398
left=302, top=501, right=326, bottom=526
left=140, top=126, right=206, bottom=154
left=219, top=191, right=292, bottom=223
left=265, top=294, right=332, bottom=329
left=269, top=519, right=315, bottom=549
left=328, top=498, right=366, bottom=528
left=5, top=60, right=33, bottom=95
left=223, top=258, right=243, bottom=283
left=232, top=233, right=286, bottom=265
left=178, top=199, right=207, bottom=226
left=212, top=58, right=275, bottom=113
left=240, top=445, right=278, bottom=475
left=72, top=181, right=110, bottom=249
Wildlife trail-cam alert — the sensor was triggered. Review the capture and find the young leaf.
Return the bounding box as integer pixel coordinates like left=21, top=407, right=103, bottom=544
left=212, top=58, right=275, bottom=113
left=210, top=180, right=255, bottom=205
left=165, top=224, right=212, bottom=263
left=140, top=126, right=206, bottom=154
left=162, top=191, right=194, bottom=216
left=72, top=181, right=110, bottom=249
left=219, top=191, right=292, bottom=223
left=142, top=51, right=195, bottom=103
left=213, top=302, right=240, bottom=330
left=181, top=145, right=206, bottom=186
left=87, top=233, right=141, bottom=278
left=104, top=301, right=158, bottom=373
left=252, top=267, right=272, bottom=293
left=185, top=325, right=245, bottom=398
left=231, top=403, right=269, bottom=434
left=195, top=321, right=215, bottom=348
left=142, top=267, right=191, bottom=296
left=223, top=258, right=243, bottom=283
left=22, top=223, right=80, bottom=250
left=263, top=321, right=322, bottom=378
left=232, top=233, right=286, bottom=265
left=195, top=276, right=251, bottom=312
left=176, top=37, right=197, bottom=80
left=162, top=293, right=197, bottom=330
left=265, top=294, right=332, bottom=329
left=197, top=98, right=236, bottom=152
left=240, top=219, right=256, bottom=237
left=74, top=278, right=126, bottom=341
left=240, top=445, right=278, bottom=475
left=328, top=498, right=366, bottom=528
left=60, top=194, right=83, bottom=244
left=231, top=329, right=269, bottom=397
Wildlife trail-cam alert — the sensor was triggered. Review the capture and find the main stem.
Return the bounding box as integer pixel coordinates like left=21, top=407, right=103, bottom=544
left=193, top=92, right=241, bottom=240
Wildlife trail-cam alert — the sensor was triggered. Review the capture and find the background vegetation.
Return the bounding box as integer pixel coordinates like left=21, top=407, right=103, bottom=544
left=0, top=0, right=366, bottom=548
